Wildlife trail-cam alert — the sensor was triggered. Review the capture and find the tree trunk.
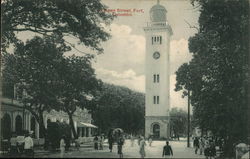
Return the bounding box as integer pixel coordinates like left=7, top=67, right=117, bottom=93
left=68, top=113, right=78, bottom=139
left=38, top=111, right=46, bottom=138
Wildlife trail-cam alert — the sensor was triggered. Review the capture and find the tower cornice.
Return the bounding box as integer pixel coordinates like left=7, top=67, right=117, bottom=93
left=144, top=24, right=173, bottom=35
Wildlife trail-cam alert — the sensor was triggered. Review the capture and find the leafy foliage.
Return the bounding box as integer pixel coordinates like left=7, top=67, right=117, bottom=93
left=57, top=55, right=102, bottom=139
left=175, top=0, right=249, bottom=157
left=170, top=108, right=188, bottom=137
left=2, top=35, right=101, bottom=139
left=2, top=35, right=69, bottom=137
left=1, top=0, right=114, bottom=53
left=91, top=83, right=145, bottom=135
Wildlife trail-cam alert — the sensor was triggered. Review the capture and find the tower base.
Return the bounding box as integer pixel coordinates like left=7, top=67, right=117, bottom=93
left=145, top=116, right=170, bottom=139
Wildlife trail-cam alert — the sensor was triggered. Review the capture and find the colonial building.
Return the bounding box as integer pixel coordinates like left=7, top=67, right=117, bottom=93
left=144, top=1, right=173, bottom=139
left=0, top=91, right=97, bottom=144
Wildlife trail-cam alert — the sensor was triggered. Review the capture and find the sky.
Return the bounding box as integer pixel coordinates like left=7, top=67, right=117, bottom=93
left=13, top=0, right=200, bottom=111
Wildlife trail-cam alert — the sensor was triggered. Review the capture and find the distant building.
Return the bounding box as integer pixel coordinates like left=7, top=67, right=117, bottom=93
left=144, top=0, right=173, bottom=139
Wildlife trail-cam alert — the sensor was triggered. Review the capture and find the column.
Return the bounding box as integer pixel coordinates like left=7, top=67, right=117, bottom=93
left=86, top=128, right=88, bottom=137
left=88, top=128, right=91, bottom=137
left=36, top=122, right=39, bottom=139
left=12, top=112, right=16, bottom=132
left=11, top=112, right=14, bottom=131
left=28, top=113, right=31, bottom=131
left=79, top=128, right=82, bottom=137
left=83, top=128, right=86, bottom=137
left=44, top=116, right=47, bottom=129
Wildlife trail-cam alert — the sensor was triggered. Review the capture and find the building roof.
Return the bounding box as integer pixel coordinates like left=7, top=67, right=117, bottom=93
left=150, top=2, right=167, bottom=22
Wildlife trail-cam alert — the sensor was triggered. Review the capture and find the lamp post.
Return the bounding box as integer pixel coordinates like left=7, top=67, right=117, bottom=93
left=187, top=90, right=190, bottom=147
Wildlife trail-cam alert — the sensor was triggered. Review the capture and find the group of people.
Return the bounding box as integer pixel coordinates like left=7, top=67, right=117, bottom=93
left=137, top=135, right=174, bottom=158
left=106, top=132, right=174, bottom=158
left=93, top=134, right=105, bottom=150
left=9, top=132, right=34, bottom=157
left=193, top=136, right=218, bottom=159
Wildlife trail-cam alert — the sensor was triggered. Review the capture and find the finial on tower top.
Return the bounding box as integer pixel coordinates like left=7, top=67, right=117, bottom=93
left=157, top=0, right=160, bottom=4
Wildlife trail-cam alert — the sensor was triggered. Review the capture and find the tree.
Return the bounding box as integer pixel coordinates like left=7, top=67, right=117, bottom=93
left=1, top=0, right=114, bottom=53
left=170, top=107, right=188, bottom=138
left=2, top=35, right=69, bottom=137
left=175, top=0, right=249, bottom=157
left=92, top=83, right=145, bottom=135
left=57, top=55, right=102, bottom=139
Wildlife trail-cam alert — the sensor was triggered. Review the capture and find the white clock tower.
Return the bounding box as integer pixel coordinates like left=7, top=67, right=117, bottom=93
left=144, top=0, right=172, bottom=139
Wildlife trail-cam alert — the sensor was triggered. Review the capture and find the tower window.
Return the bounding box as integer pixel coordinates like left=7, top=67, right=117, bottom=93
left=153, top=74, right=159, bottom=83
left=154, top=74, right=159, bottom=83
left=153, top=96, right=160, bottom=104
left=152, top=36, right=162, bottom=45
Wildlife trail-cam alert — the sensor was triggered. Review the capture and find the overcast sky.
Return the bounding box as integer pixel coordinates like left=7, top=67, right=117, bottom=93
left=14, top=0, right=200, bottom=111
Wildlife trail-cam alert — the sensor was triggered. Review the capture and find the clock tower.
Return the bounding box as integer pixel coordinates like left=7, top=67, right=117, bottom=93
left=144, top=0, right=172, bottom=139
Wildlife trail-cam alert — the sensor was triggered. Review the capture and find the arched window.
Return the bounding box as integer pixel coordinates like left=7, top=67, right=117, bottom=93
left=15, top=115, right=22, bottom=135
left=1, top=114, right=11, bottom=139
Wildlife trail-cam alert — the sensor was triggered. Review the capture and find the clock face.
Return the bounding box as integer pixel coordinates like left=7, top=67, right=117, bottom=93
left=153, top=52, right=160, bottom=59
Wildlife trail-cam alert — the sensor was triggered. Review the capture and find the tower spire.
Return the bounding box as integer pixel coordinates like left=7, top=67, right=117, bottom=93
left=157, top=0, right=160, bottom=4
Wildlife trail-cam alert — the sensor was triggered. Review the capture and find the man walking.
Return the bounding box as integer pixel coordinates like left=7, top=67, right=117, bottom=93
left=108, top=131, right=114, bottom=152
left=162, top=141, right=173, bottom=158
left=194, top=137, right=200, bottom=154
left=117, top=134, right=125, bottom=158
left=199, top=137, right=205, bottom=155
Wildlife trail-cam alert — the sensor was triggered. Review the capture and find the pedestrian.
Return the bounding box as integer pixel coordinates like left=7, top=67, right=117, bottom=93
left=99, top=134, right=104, bottom=150
left=74, top=137, right=80, bottom=151
left=139, top=136, right=146, bottom=158
left=24, top=133, right=34, bottom=158
left=117, top=134, right=125, bottom=158
left=162, top=141, right=173, bottom=158
left=204, top=137, right=210, bottom=159
left=10, top=133, right=18, bottom=156
left=60, top=136, right=66, bottom=158
left=138, top=135, right=142, bottom=146
left=130, top=135, right=134, bottom=147
left=209, top=140, right=216, bottom=159
left=148, top=136, right=153, bottom=147
left=94, top=135, right=99, bottom=150
left=199, top=137, right=205, bottom=155
left=108, top=129, right=114, bottom=152
left=193, top=137, right=200, bottom=154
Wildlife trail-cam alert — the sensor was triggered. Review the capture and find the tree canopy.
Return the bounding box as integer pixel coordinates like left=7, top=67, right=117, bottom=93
left=91, top=83, right=145, bottom=135
left=2, top=35, right=102, bottom=138
left=2, top=35, right=70, bottom=136
left=57, top=55, right=102, bottom=139
left=175, top=0, right=248, bottom=157
left=1, top=0, right=114, bottom=53
left=170, top=107, right=188, bottom=138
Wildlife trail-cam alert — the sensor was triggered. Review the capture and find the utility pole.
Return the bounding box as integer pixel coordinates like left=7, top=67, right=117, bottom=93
left=187, top=90, right=190, bottom=147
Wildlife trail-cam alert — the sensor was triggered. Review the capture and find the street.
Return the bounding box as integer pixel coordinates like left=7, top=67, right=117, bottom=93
left=35, top=138, right=206, bottom=158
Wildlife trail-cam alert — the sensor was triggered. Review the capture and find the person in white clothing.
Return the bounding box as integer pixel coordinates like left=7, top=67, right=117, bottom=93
left=24, top=133, right=34, bottom=157
left=60, top=136, right=66, bottom=158
left=139, top=136, right=146, bottom=158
